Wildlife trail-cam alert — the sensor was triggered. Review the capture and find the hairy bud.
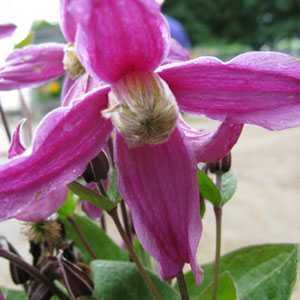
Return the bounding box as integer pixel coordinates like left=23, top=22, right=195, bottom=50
left=104, top=72, right=178, bottom=146
left=63, top=44, right=85, bottom=79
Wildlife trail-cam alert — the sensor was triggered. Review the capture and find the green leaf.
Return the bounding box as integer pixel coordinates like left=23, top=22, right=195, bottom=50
left=60, top=214, right=128, bottom=263
left=58, top=191, right=77, bottom=217
left=197, top=170, right=221, bottom=206
left=91, top=260, right=180, bottom=300
left=185, top=244, right=299, bottom=300
left=14, top=32, right=34, bottom=49
left=200, top=198, right=206, bottom=218
left=1, top=289, right=26, bottom=300
left=220, top=171, right=237, bottom=205
left=199, top=272, right=237, bottom=300
left=68, top=181, right=116, bottom=211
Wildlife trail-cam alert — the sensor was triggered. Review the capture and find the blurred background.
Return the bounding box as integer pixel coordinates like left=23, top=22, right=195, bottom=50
left=0, top=0, right=300, bottom=297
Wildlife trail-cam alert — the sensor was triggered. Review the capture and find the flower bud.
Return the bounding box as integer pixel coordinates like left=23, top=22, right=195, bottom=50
left=63, top=44, right=85, bottom=79
left=208, top=153, right=232, bottom=174
left=57, top=252, right=94, bottom=298
left=82, top=151, right=110, bottom=183
left=105, top=72, right=178, bottom=146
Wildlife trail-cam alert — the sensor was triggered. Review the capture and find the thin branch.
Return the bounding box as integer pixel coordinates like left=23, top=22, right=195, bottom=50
left=176, top=270, right=189, bottom=300
left=109, top=208, right=162, bottom=300
left=67, top=216, right=97, bottom=260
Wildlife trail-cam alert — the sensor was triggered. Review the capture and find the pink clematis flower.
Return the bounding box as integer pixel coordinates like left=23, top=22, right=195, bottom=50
left=1, top=0, right=300, bottom=283
left=0, top=4, right=187, bottom=98
left=0, top=23, right=16, bottom=39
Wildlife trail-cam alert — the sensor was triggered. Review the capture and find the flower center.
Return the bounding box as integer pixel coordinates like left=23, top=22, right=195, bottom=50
left=104, top=72, right=178, bottom=146
left=63, top=44, right=85, bottom=79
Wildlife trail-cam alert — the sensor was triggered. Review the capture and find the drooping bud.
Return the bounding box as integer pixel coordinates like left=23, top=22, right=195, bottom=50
left=63, top=44, right=85, bottom=79
left=82, top=151, right=110, bottom=183
left=208, top=153, right=232, bottom=174
left=104, top=72, right=178, bottom=146
left=57, top=251, right=94, bottom=299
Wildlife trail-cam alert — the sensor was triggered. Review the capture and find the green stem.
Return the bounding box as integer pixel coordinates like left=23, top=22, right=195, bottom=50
left=212, top=172, right=223, bottom=300
left=176, top=270, right=189, bottom=300
left=212, top=206, right=222, bottom=300
left=67, top=216, right=97, bottom=260
left=109, top=208, right=163, bottom=300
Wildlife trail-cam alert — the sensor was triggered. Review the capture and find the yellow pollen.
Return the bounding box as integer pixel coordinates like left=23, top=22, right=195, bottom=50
left=106, top=72, right=178, bottom=146
left=63, top=44, right=85, bottom=79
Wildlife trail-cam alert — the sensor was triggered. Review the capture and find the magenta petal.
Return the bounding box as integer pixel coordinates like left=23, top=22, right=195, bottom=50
left=62, top=73, right=103, bottom=106
left=60, top=0, right=77, bottom=42
left=8, top=120, right=26, bottom=159
left=180, top=119, right=243, bottom=162
left=162, top=39, right=190, bottom=65
left=159, top=52, right=300, bottom=130
left=0, top=43, right=65, bottom=91
left=0, top=87, right=113, bottom=221
left=115, top=127, right=202, bottom=282
left=72, top=0, right=169, bottom=82
left=15, top=187, right=68, bottom=222
left=61, top=75, right=76, bottom=101
left=0, top=23, right=16, bottom=39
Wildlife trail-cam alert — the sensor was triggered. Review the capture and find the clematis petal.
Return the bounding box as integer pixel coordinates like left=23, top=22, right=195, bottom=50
left=15, top=187, right=68, bottom=222
left=8, top=119, right=26, bottom=159
left=179, top=119, right=243, bottom=163
left=115, top=126, right=202, bottom=282
left=71, top=0, right=169, bottom=82
left=159, top=52, right=300, bottom=130
left=60, top=0, right=77, bottom=42
left=0, top=86, right=113, bottom=221
left=62, top=73, right=103, bottom=106
left=0, top=23, right=16, bottom=39
left=61, top=75, right=76, bottom=100
left=162, top=39, right=190, bottom=65
left=8, top=120, right=68, bottom=222
left=0, top=43, right=65, bottom=91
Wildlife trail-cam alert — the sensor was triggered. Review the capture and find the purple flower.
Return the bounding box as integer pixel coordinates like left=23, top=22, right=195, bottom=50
left=0, top=23, right=16, bottom=39
left=0, top=4, right=187, bottom=97
left=1, top=0, right=300, bottom=283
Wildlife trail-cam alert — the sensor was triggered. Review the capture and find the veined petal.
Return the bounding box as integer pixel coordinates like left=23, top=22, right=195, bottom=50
left=115, top=126, right=202, bottom=282
left=0, top=43, right=65, bottom=91
left=162, top=39, right=190, bottom=65
left=180, top=119, right=243, bottom=163
left=8, top=119, right=26, bottom=159
left=61, top=75, right=75, bottom=100
left=8, top=121, right=68, bottom=222
left=62, top=73, right=103, bottom=106
left=15, top=187, right=68, bottom=222
left=60, top=0, right=77, bottom=42
left=0, top=86, right=113, bottom=221
left=159, top=52, right=300, bottom=130
left=0, top=23, right=16, bottom=39
left=71, top=0, right=169, bottom=82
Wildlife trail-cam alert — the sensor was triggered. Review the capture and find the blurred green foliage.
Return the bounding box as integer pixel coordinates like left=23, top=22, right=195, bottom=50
left=163, top=0, right=300, bottom=49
